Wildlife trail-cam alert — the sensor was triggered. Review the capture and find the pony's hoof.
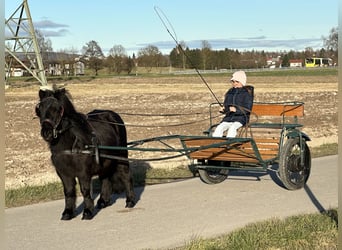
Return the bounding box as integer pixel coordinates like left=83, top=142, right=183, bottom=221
left=61, top=209, right=74, bottom=220
left=125, top=200, right=136, bottom=208
left=82, top=209, right=93, bottom=220
left=96, top=198, right=110, bottom=209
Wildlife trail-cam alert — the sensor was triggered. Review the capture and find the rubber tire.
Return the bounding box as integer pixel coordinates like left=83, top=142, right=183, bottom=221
left=278, top=138, right=311, bottom=190
left=198, top=161, right=229, bottom=184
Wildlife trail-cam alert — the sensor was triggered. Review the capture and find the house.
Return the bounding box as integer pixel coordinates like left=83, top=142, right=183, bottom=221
left=6, top=51, right=84, bottom=77
left=289, top=59, right=302, bottom=68
left=266, top=56, right=281, bottom=68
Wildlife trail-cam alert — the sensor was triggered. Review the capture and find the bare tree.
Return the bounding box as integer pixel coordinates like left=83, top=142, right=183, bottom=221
left=35, top=29, right=53, bottom=69
left=108, top=45, right=127, bottom=57
left=323, top=27, right=338, bottom=62
left=137, top=45, right=163, bottom=72
left=323, top=27, right=338, bottom=51
left=82, top=40, right=104, bottom=75
left=108, top=45, right=127, bottom=74
left=179, top=41, right=187, bottom=70
left=35, top=29, right=53, bottom=53
left=201, top=40, right=211, bottom=70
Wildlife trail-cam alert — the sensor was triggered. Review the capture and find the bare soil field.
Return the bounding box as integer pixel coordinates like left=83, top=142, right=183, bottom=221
left=5, top=75, right=338, bottom=189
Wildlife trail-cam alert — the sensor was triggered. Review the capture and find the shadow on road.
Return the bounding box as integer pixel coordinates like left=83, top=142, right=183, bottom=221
left=304, top=184, right=325, bottom=212
left=73, top=160, right=150, bottom=219
left=227, top=169, right=268, bottom=181
left=304, top=184, right=338, bottom=226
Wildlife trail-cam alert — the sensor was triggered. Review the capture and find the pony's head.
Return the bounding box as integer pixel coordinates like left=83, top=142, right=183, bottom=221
left=35, top=86, right=75, bottom=142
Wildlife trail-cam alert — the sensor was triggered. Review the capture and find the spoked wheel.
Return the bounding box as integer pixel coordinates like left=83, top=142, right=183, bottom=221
left=279, top=138, right=311, bottom=190
left=198, top=160, right=229, bottom=184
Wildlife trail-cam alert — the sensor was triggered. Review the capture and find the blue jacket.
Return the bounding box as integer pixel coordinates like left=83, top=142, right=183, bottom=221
left=221, top=86, right=254, bottom=125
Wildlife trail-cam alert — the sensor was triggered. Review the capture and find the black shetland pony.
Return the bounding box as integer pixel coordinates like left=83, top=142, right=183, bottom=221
left=35, top=87, right=135, bottom=220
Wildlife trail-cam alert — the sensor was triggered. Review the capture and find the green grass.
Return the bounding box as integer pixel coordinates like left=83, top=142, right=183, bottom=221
left=178, top=209, right=338, bottom=250
left=4, top=167, right=194, bottom=208
left=5, top=67, right=337, bottom=85
left=246, top=67, right=337, bottom=77
left=311, top=143, right=338, bottom=158
left=5, top=182, right=65, bottom=207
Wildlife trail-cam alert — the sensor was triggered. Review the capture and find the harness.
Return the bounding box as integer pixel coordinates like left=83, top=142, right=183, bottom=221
left=46, top=112, right=101, bottom=165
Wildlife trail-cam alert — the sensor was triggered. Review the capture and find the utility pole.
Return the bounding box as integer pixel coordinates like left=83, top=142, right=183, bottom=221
left=5, top=0, right=47, bottom=87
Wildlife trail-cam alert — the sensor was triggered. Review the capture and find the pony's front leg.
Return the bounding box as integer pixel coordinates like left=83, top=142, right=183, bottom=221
left=78, top=177, right=94, bottom=220
left=60, top=176, right=77, bottom=220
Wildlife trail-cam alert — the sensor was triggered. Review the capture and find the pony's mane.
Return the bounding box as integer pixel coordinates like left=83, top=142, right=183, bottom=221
left=38, top=85, right=90, bottom=135
left=50, top=85, right=77, bottom=115
left=39, top=85, right=78, bottom=115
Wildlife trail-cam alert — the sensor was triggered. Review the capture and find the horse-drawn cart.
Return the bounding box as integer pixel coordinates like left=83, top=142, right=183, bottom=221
left=180, top=101, right=311, bottom=190
left=94, top=101, right=311, bottom=190
left=36, top=87, right=311, bottom=220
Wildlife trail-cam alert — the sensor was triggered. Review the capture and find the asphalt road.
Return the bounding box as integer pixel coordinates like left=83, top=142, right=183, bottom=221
left=5, top=155, right=337, bottom=250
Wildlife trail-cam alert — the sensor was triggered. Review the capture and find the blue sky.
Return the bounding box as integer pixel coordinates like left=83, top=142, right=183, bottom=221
left=5, top=0, right=338, bottom=56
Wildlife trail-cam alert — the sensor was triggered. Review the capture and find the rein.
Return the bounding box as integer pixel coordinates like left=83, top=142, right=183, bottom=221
left=86, top=110, right=222, bottom=128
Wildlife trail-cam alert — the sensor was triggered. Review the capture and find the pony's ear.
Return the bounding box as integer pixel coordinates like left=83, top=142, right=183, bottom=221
left=39, top=89, right=54, bottom=100
left=54, top=88, right=66, bottom=100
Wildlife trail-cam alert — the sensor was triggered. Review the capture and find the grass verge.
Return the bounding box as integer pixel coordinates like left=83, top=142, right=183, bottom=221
left=178, top=209, right=338, bottom=250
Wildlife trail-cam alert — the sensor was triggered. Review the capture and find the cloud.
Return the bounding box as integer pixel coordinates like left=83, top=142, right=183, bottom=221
left=41, top=28, right=70, bottom=37
left=33, top=20, right=69, bottom=29
left=5, top=19, right=70, bottom=38
left=34, top=20, right=70, bottom=37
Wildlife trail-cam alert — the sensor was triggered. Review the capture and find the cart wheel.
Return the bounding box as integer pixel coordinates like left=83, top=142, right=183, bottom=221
left=198, top=161, right=229, bottom=184
left=279, top=138, right=311, bottom=190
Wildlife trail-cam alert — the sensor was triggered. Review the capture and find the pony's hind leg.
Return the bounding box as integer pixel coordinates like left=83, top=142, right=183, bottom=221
left=124, top=174, right=136, bottom=208
left=117, top=161, right=136, bottom=208
left=96, top=178, right=112, bottom=209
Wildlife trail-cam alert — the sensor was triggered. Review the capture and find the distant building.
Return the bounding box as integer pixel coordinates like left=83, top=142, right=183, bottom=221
left=6, top=51, right=84, bottom=77
left=74, top=59, right=85, bottom=75
left=289, top=59, right=303, bottom=68
left=266, top=56, right=281, bottom=68
left=11, top=68, right=24, bottom=77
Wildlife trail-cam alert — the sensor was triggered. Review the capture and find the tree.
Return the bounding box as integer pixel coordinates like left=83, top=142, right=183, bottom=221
left=35, top=29, right=53, bottom=53
left=323, top=27, right=338, bottom=62
left=108, top=45, right=126, bottom=57
left=35, top=29, right=53, bottom=69
left=281, top=54, right=290, bottom=67
left=108, top=45, right=127, bottom=74
left=179, top=41, right=187, bottom=70
left=201, top=40, right=211, bottom=70
left=187, top=49, right=202, bottom=69
left=123, top=56, right=135, bottom=74
left=137, top=45, right=164, bottom=72
left=324, top=27, right=338, bottom=52
left=82, top=40, right=104, bottom=75
left=304, top=47, right=314, bottom=58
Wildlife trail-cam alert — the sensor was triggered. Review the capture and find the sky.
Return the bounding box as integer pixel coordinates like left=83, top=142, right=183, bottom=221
left=5, top=0, right=338, bottom=56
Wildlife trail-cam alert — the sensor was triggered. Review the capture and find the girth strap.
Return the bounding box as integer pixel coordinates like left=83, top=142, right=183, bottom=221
left=61, top=133, right=100, bottom=165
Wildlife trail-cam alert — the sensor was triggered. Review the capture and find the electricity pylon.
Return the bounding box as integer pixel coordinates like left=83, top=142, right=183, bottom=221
left=5, top=0, right=47, bottom=86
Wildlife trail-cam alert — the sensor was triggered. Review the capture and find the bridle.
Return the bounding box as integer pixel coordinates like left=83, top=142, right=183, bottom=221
left=37, top=97, right=65, bottom=139
left=45, top=105, right=64, bottom=139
